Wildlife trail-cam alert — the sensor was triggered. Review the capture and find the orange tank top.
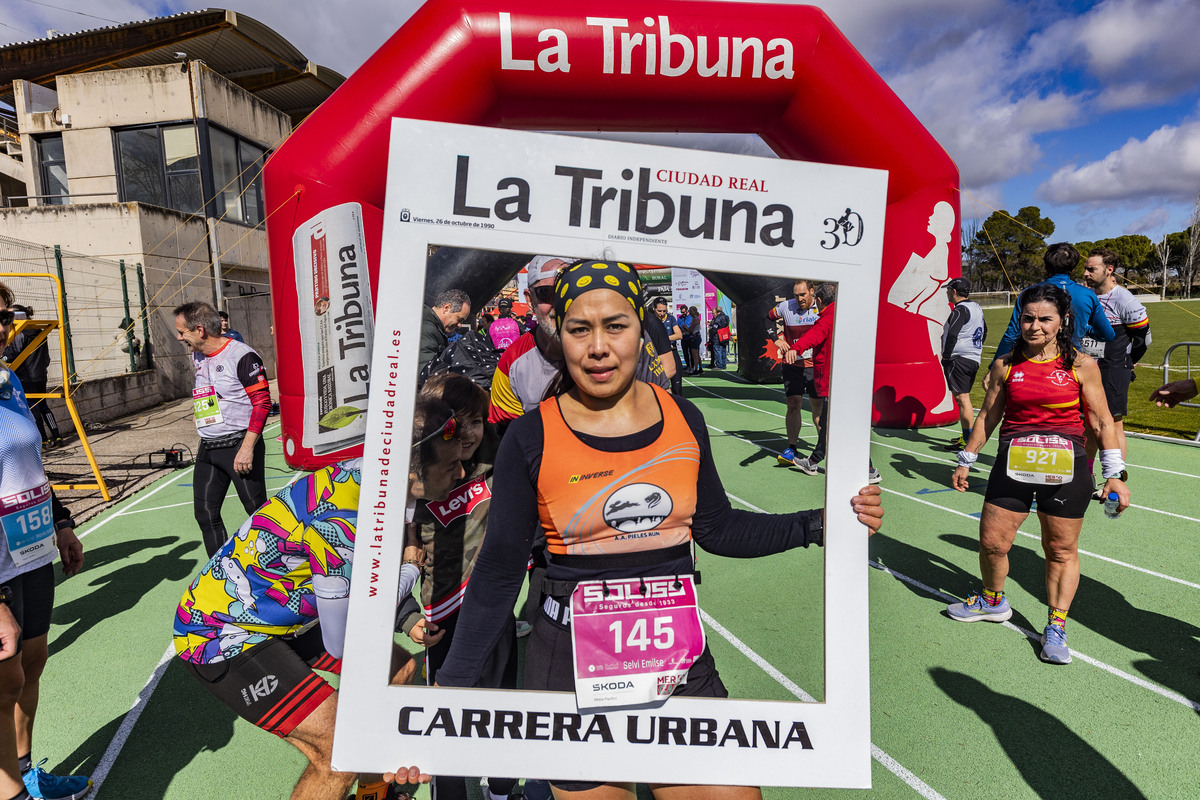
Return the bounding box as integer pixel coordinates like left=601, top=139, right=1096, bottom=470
left=999, top=355, right=1085, bottom=441
left=537, top=383, right=700, bottom=557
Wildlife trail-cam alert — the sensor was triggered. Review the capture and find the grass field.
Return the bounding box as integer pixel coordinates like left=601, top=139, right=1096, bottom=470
left=30, top=374, right=1200, bottom=800
left=974, top=297, right=1200, bottom=440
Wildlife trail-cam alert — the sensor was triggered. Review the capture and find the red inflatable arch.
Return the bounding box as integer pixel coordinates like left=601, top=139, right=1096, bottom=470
left=265, top=0, right=961, bottom=469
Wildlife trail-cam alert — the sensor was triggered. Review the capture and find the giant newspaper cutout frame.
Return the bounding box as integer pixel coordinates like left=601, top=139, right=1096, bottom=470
left=334, top=119, right=886, bottom=788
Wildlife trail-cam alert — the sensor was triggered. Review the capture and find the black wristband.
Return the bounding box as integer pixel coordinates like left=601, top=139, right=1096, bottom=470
left=0, top=585, right=13, bottom=606
left=806, top=512, right=825, bottom=547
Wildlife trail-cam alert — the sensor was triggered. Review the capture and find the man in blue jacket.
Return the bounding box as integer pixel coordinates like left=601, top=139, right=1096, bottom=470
left=991, top=242, right=1115, bottom=363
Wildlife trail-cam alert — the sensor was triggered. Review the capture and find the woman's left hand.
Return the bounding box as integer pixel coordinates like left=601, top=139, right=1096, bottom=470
left=1102, top=477, right=1130, bottom=514
left=851, top=485, right=884, bottom=535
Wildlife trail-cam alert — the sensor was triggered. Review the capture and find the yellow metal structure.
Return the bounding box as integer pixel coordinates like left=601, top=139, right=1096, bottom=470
left=1, top=272, right=111, bottom=501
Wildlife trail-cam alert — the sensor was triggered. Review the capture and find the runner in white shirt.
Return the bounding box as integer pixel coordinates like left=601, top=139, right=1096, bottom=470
left=1080, top=248, right=1151, bottom=489
left=174, top=301, right=272, bottom=556
left=0, top=302, right=89, bottom=800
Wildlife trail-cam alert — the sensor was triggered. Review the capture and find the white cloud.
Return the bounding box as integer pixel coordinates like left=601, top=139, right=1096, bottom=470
left=1124, top=207, right=1171, bottom=235
left=1038, top=121, right=1200, bottom=204
left=1026, top=0, right=1200, bottom=111
left=883, top=27, right=1085, bottom=188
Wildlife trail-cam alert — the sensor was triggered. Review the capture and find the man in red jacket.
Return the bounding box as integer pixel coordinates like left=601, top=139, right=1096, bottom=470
left=790, top=284, right=881, bottom=484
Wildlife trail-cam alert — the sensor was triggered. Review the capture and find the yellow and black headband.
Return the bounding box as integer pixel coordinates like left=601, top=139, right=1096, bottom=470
left=553, top=260, right=645, bottom=329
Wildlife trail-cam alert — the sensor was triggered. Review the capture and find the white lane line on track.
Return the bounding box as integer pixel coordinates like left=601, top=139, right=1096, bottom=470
left=868, top=561, right=1200, bottom=714
left=121, top=471, right=306, bottom=516
left=691, top=376, right=1200, bottom=482
left=75, top=421, right=284, bottom=539
left=85, top=427, right=294, bottom=786
left=877, top=487, right=1200, bottom=590
left=718, top=492, right=950, bottom=798
left=872, top=440, right=1200, bottom=522
left=713, top=420, right=1200, bottom=590
left=76, top=469, right=191, bottom=540
left=725, top=462, right=1200, bottom=726
left=91, top=643, right=176, bottom=793
left=701, top=608, right=948, bottom=800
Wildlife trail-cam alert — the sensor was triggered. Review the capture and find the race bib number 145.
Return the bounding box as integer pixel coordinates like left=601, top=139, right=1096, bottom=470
left=570, top=575, right=705, bottom=711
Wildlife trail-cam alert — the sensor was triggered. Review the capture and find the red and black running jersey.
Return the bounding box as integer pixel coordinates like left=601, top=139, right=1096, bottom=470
left=537, top=383, right=699, bottom=556
left=769, top=298, right=819, bottom=366
left=998, top=356, right=1084, bottom=442
left=192, top=338, right=270, bottom=439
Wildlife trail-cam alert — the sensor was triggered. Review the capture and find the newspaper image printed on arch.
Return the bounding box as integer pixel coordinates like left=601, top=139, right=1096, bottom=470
left=293, top=202, right=375, bottom=454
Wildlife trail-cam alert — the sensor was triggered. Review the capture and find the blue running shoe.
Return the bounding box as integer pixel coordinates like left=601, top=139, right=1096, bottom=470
left=947, top=592, right=1012, bottom=622
left=1040, top=624, right=1072, bottom=665
left=23, top=760, right=91, bottom=800
left=777, top=446, right=798, bottom=466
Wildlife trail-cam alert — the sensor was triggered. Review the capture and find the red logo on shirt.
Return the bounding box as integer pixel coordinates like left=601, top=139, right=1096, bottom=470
left=428, top=477, right=491, bottom=526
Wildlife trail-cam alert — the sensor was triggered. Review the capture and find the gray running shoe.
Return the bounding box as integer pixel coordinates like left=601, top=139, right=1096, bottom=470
left=1039, top=624, right=1072, bottom=664
left=947, top=592, right=1012, bottom=623
left=793, top=457, right=821, bottom=475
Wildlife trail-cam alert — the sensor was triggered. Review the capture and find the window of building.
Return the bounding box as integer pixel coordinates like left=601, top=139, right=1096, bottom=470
left=210, top=127, right=266, bottom=226
left=115, top=123, right=267, bottom=224
left=115, top=124, right=202, bottom=215
left=37, top=134, right=68, bottom=205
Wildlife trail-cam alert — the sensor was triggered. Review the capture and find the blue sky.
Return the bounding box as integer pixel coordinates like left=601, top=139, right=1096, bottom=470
left=4, top=0, right=1199, bottom=243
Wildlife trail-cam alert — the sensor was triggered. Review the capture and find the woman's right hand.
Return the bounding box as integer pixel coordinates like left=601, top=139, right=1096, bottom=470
left=952, top=465, right=970, bottom=492
left=383, top=765, right=432, bottom=785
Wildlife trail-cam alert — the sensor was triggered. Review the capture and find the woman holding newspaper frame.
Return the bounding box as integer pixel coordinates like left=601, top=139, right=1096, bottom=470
left=432, top=259, right=883, bottom=799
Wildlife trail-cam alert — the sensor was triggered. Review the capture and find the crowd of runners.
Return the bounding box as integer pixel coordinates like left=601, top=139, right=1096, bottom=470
left=1, top=240, right=1195, bottom=800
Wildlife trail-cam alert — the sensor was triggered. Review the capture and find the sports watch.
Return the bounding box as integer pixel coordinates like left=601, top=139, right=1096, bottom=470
left=0, top=585, right=13, bottom=606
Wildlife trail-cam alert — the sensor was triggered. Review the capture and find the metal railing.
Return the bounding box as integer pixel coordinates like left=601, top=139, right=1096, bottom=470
left=1160, top=341, right=1200, bottom=441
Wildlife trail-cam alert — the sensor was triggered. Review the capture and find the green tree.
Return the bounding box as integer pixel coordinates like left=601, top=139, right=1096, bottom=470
left=965, top=206, right=1055, bottom=291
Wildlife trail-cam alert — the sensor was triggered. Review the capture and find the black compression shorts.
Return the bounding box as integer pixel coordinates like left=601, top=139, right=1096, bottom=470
left=528, top=587, right=727, bottom=792
left=1099, top=365, right=1132, bottom=418
left=984, top=439, right=1092, bottom=519
left=2, top=563, right=55, bottom=660
left=185, top=626, right=339, bottom=738
left=941, top=357, right=980, bottom=396
left=782, top=363, right=818, bottom=398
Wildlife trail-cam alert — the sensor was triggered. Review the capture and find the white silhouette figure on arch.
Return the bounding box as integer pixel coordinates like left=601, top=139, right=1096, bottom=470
left=886, top=201, right=956, bottom=414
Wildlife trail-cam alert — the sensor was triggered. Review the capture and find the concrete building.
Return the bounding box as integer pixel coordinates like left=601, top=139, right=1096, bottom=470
left=0, top=9, right=343, bottom=418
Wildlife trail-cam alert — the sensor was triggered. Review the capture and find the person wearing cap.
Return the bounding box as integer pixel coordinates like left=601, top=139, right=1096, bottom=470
left=487, top=298, right=521, bottom=352
left=487, top=257, right=573, bottom=429
left=940, top=277, right=987, bottom=450
left=436, top=260, right=884, bottom=800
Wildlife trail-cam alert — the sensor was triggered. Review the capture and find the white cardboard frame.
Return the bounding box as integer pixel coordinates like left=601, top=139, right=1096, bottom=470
left=333, top=119, right=887, bottom=789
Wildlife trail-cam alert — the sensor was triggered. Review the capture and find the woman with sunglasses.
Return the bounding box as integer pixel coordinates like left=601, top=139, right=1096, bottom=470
left=436, top=261, right=883, bottom=800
